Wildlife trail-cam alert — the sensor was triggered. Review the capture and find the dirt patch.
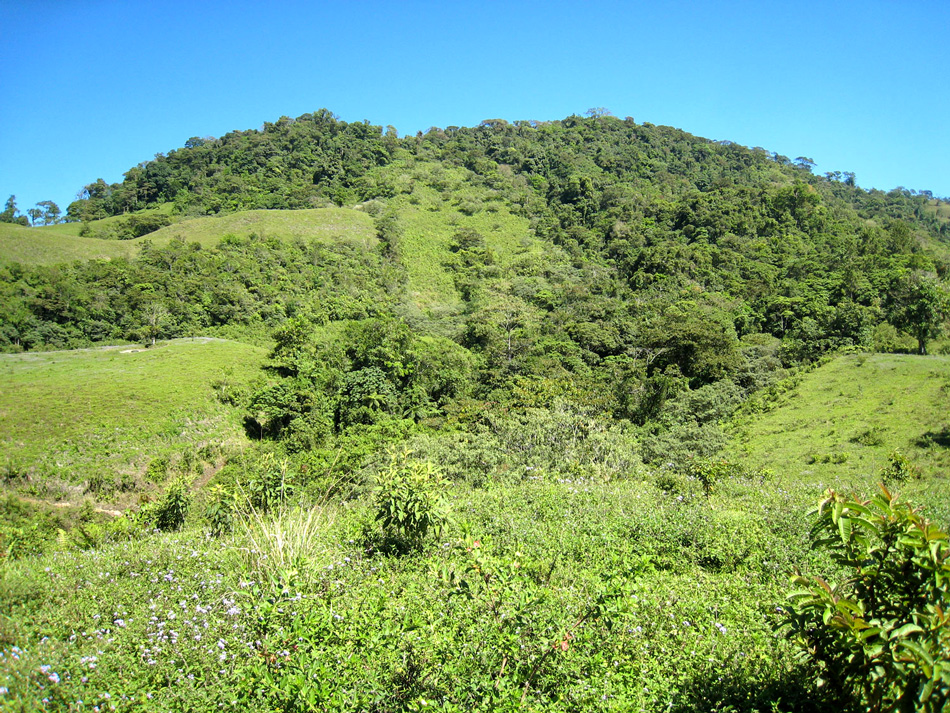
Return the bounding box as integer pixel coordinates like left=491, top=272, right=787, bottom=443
left=17, top=495, right=123, bottom=518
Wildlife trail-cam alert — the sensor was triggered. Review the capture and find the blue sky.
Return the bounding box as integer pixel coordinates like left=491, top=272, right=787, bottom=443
left=2, top=0, right=948, bottom=217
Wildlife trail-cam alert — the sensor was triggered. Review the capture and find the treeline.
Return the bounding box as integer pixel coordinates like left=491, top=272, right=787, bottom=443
left=66, top=110, right=397, bottom=220
left=0, top=233, right=397, bottom=350
left=0, top=195, right=61, bottom=227
left=66, top=110, right=949, bottom=238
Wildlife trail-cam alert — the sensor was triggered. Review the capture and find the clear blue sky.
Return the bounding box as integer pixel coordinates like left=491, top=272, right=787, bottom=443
left=2, top=0, right=948, bottom=217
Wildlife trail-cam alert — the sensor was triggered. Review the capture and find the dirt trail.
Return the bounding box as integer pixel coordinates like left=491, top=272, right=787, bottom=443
left=16, top=495, right=122, bottom=517
left=192, top=458, right=226, bottom=491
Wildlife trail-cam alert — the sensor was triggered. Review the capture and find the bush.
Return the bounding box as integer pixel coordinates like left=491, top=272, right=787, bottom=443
left=783, top=485, right=950, bottom=712
left=372, top=450, right=449, bottom=548
left=139, top=476, right=191, bottom=531
left=879, top=449, right=920, bottom=483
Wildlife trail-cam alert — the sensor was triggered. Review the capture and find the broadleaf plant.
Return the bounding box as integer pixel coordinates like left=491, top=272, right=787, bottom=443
left=783, top=484, right=950, bottom=712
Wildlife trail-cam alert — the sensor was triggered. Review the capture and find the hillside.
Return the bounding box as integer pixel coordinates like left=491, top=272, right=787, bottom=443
left=725, top=352, right=950, bottom=514
left=0, top=207, right=376, bottom=266
left=2, top=110, right=949, bottom=711
left=0, top=338, right=265, bottom=499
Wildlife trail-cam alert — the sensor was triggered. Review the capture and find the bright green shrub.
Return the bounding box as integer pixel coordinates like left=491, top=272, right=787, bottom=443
left=783, top=485, right=950, bottom=712
left=204, top=484, right=236, bottom=536
left=880, top=449, right=920, bottom=484
left=373, top=450, right=449, bottom=547
left=245, top=453, right=294, bottom=512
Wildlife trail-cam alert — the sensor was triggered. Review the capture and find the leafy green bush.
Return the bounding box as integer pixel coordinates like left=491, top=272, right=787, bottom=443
left=204, top=484, right=236, bottom=536
left=372, top=450, right=449, bottom=547
left=880, top=449, right=920, bottom=483
left=245, top=453, right=294, bottom=512
left=783, top=485, right=950, bottom=712
left=139, top=476, right=191, bottom=531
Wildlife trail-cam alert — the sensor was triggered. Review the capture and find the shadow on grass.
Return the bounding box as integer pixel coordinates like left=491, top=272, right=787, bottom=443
left=916, top=426, right=950, bottom=449
left=668, top=663, right=847, bottom=713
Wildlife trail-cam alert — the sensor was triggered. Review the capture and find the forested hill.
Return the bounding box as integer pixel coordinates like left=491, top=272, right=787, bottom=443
left=3, top=109, right=949, bottom=463
left=65, top=109, right=950, bottom=239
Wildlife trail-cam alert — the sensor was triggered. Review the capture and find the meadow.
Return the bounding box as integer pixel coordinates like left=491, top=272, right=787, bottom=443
left=0, top=208, right=375, bottom=266
left=0, top=339, right=265, bottom=504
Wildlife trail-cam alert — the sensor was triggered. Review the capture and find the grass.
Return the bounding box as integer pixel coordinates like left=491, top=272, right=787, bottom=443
left=0, top=222, right=141, bottom=264
left=2, top=333, right=949, bottom=709
left=145, top=207, right=376, bottom=249
left=0, top=208, right=376, bottom=265
left=724, top=352, right=950, bottom=518
left=392, top=171, right=536, bottom=310
left=0, top=338, right=266, bottom=498
left=2, top=354, right=948, bottom=708
left=0, top=475, right=823, bottom=712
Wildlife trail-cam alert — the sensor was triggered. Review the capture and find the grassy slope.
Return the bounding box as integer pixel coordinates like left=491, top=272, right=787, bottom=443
left=0, top=338, right=266, bottom=496
left=0, top=222, right=140, bottom=263
left=725, top=352, right=950, bottom=517
left=396, top=187, right=536, bottom=310
left=0, top=207, right=376, bottom=265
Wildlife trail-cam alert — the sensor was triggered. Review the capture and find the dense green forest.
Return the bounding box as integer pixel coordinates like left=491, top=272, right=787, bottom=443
left=2, top=110, right=949, bottom=711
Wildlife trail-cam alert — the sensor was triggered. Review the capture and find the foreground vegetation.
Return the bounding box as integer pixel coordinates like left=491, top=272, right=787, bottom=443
left=1, top=349, right=948, bottom=711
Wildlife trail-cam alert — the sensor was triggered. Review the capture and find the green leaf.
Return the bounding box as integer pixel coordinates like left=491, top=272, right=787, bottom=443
left=838, top=516, right=853, bottom=543
left=890, top=623, right=924, bottom=639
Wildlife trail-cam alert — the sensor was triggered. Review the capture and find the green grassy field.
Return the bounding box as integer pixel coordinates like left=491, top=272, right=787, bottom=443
left=725, top=352, right=950, bottom=516
left=0, top=208, right=376, bottom=265
left=0, top=222, right=142, bottom=263
left=146, top=206, right=376, bottom=248
left=0, top=338, right=266, bottom=499
left=397, top=188, right=535, bottom=309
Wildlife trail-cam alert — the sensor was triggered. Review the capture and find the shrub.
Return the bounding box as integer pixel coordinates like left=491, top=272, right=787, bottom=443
left=204, top=484, right=236, bottom=536
left=879, top=449, right=920, bottom=483
left=245, top=453, right=294, bottom=512
left=783, top=485, right=950, bottom=712
left=372, top=450, right=449, bottom=548
left=140, top=476, right=191, bottom=531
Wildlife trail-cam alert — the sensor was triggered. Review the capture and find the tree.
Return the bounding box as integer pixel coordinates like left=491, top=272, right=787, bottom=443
left=143, top=302, right=170, bottom=346
left=36, top=200, right=61, bottom=226
left=26, top=207, right=42, bottom=227
left=0, top=195, right=17, bottom=223
left=886, top=272, right=948, bottom=355
left=794, top=157, right=815, bottom=172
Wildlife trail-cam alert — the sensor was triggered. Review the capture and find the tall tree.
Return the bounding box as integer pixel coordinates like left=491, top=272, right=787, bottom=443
left=36, top=200, right=61, bottom=226
left=0, top=195, right=17, bottom=223
left=886, top=272, right=949, bottom=355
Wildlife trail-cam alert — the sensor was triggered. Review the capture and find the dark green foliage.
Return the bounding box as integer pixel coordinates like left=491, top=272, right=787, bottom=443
left=66, top=110, right=394, bottom=219
left=244, top=454, right=295, bottom=512
left=0, top=232, right=396, bottom=351
left=0, top=195, right=28, bottom=225
left=886, top=272, right=949, bottom=355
